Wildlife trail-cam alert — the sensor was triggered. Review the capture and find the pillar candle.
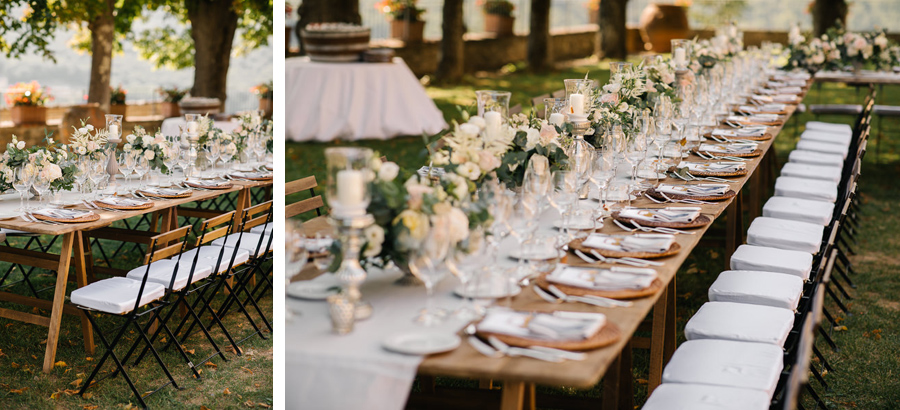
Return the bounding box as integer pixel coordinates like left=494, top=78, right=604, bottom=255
left=187, top=121, right=199, bottom=133
left=548, top=113, right=565, bottom=126
left=108, top=124, right=119, bottom=138
left=484, top=111, right=502, bottom=133
left=673, top=48, right=686, bottom=67
left=569, top=93, right=585, bottom=116
left=337, top=169, right=365, bottom=207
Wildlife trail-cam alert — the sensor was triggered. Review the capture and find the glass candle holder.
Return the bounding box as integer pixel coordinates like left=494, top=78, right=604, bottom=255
left=543, top=97, right=567, bottom=125
left=184, top=113, right=202, bottom=135
left=475, top=90, right=511, bottom=120
left=563, top=79, right=596, bottom=117
left=325, top=147, right=374, bottom=219
left=609, top=61, right=634, bottom=75
left=671, top=39, right=692, bottom=70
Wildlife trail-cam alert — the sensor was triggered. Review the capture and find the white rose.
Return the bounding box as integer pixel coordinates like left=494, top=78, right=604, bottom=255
left=123, top=144, right=132, bottom=152
left=362, top=225, right=385, bottom=258
left=126, top=134, right=136, bottom=143
left=141, top=135, right=153, bottom=146
left=457, top=162, right=481, bottom=181
left=16, top=141, right=25, bottom=150
left=78, top=127, right=88, bottom=135
left=467, top=116, right=486, bottom=130
left=86, top=124, right=94, bottom=131
left=523, top=128, right=540, bottom=150
left=458, top=123, right=480, bottom=139
left=144, top=150, right=155, bottom=160
left=378, top=161, right=400, bottom=181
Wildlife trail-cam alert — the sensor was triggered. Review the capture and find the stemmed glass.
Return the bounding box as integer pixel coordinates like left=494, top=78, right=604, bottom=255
left=14, top=165, right=34, bottom=212
left=204, top=142, right=220, bottom=177
left=446, top=241, right=484, bottom=321
left=72, top=158, right=89, bottom=200
left=550, top=170, right=578, bottom=243
left=522, top=163, right=551, bottom=212
left=253, top=134, right=267, bottom=166
left=119, top=152, right=136, bottom=193
left=177, top=148, right=193, bottom=180
left=32, top=174, right=50, bottom=209
left=218, top=140, right=234, bottom=177
left=164, top=139, right=180, bottom=186
left=409, top=216, right=450, bottom=326
left=507, top=196, right=539, bottom=289
left=589, top=149, right=615, bottom=208
left=134, top=155, right=150, bottom=191
left=89, top=156, right=108, bottom=200
left=285, top=219, right=309, bottom=321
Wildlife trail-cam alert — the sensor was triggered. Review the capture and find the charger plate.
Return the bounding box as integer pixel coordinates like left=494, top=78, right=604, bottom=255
left=692, top=147, right=762, bottom=158
left=185, top=181, right=233, bottom=190
left=478, top=319, right=621, bottom=351
left=92, top=200, right=153, bottom=211
left=645, top=187, right=737, bottom=202
left=669, top=166, right=748, bottom=178
left=32, top=212, right=100, bottom=223
left=704, top=131, right=773, bottom=141
left=568, top=237, right=681, bottom=259
left=612, top=210, right=713, bottom=229
left=138, top=189, right=192, bottom=199
left=535, top=272, right=664, bottom=300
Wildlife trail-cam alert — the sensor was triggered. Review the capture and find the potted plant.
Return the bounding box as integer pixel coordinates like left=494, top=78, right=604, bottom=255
left=109, top=85, right=127, bottom=117
left=377, top=0, right=425, bottom=43
left=251, top=81, right=274, bottom=118
left=586, top=0, right=600, bottom=25
left=5, top=81, right=51, bottom=126
left=483, top=0, right=515, bottom=37
left=158, top=87, right=188, bottom=118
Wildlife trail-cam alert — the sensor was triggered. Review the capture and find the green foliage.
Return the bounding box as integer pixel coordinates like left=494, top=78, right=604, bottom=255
left=132, top=25, right=194, bottom=70
left=483, top=0, right=515, bottom=17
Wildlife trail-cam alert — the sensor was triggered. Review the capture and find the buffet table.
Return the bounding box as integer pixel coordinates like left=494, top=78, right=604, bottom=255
left=285, top=57, right=447, bottom=142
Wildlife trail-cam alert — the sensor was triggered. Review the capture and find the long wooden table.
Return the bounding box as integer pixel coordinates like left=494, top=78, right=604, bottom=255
left=0, top=178, right=272, bottom=373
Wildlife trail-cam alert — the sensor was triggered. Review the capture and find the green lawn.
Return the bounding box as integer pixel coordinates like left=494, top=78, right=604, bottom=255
left=0, top=212, right=273, bottom=409
left=287, top=64, right=900, bottom=408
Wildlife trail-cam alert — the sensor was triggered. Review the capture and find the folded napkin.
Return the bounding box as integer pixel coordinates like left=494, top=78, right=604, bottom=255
left=738, top=105, right=784, bottom=113
left=679, top=161, right=746, bottom=173
left=772, top=94, right=799, bottom=103
left=477, top=308, right=606, bottom=341
left=98, top=197, right=151, bottom=207
left=619, top=205, right=702, bottom=222
left=231, top=171, right=273, bottom=179
left=187, top=179, right=232, bottom=187
left=32, top=208, right=93, bottom=219
left=546, top=265, right=657, bottom=291
left=712, top=127, right=768, bottom=137
left=699, top=143, right=758, bottom=154
left=727, top=114, right=778, bottom=123
left=582, top=233, right=675, bottom=253
left=776, top=86, right=803, bottom=94
left=142, top=187, right=191, bottom=196
left=751, top=95, right=774, bottom=102
left=658, top=183, right=730, bottom=196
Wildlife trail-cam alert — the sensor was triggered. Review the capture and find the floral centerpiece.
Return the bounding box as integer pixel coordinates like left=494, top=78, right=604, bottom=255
left=589, top=63, right=675, bottom=142
left=0, top=135, right=75, bottom=192
left=786, top=24, right=900, bottom=73
left=690, top=38, right=726, bottom=71
left=123, top=126, right=173, bottom=172
left=228, top=112, right=265, bottom=158
left=69, top=120, right=109, bottom=159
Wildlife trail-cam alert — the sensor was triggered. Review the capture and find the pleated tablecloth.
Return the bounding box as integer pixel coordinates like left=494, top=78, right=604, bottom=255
left=285, top=57, right=447, bottom=142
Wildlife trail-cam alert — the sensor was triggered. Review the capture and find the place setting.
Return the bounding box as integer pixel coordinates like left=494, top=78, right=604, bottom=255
left=705, top=125, right=772, bottom=141
left=693, top=141, right=762, bottom=158
left=472, top=307, right=620, bottom=354
left=611, top=205, right=713, bottom=230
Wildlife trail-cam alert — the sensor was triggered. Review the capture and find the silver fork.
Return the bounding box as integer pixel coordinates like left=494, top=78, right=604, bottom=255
left=657, top=191, right=715, bottom=205
left=630, top=220, right=694, bottom=235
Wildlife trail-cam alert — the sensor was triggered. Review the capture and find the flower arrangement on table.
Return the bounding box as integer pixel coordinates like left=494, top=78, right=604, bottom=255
left=4, top=81, right=52, bottom=107
left=158, top=87, right=189, bottom=103
left=690, top=38, right=726, bottom=71
left=0, top=135, right=75, bottom=193
left=483, top=0, right=515, bottom=16
left=588, top=64, right=672, bottom=142
left=250, top=81, right=273, bottom=100
left=123, top=126, right=173, bottom=172
left=110, top=85, right=127, bottom=105
left=785, top=23, right=900, bottom=73
left=69, top=120, right=109, bottom=160
left=375, top=0, right=425, bottom=22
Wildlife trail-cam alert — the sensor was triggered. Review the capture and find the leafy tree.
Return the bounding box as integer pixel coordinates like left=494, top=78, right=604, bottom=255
left=435, top=0, right=465, bottom=83
left=134, top=0, right=273, bottom=104
left=597, top=0, right=628, bottom=59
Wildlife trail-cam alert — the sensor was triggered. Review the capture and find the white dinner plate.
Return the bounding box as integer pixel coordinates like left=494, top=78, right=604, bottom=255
left=382, top=331, right=461, bottom=356
left=286, top=281, right=340, bottom=300
left=508, top=247, right=564, bottom=261
left=0, top=210, right=23, bottom=220
left=454, top=278, right=522, bottom=299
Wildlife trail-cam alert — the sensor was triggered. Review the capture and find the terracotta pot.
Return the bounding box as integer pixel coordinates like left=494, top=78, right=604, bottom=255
left=639, top=4, right=690, bottom=53
left=259, top=98, right=273, bottom=119
left=390, top=19, right=424, bottom=43
left=485, top=14, right=514, bottom=37
left=160, top=102, right=181, bottom=118
left=10, top=106, right=47, bottom=126
left=109, top=104, right=127, bottom=117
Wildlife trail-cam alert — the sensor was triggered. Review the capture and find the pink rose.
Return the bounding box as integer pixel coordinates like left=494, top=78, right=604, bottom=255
left=477, top=151, right=500, bottom=173
left=600, top=93, right=619, bottom=104
left=539, top=123, right=559, bottom=145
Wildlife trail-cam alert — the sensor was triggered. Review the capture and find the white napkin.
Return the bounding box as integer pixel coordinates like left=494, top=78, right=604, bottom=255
left=776, top=86, right=802, bottom=94
left=231, top=171, right=273, bottom=179
left=187, top=178, right=232, bottom=187
left=619, top=205, right=702, bottom=222
left=727, top=114, right=778, bottom=123
left=699, top=143, right=757, bottom=154
left=679, top=161, right=746, bottom=173
left=712, top=127, right=767, bottom=137
left=658, top=183, right=730, bottom=196
left=98, top=197, right=151, bottom=207
left=32, top=208, right=93, bottom=219
left=582, top=233, right=675, bottom=253
left=476, top=308, right=606, bottom=341
left=142, top=187, right=191, bottom=196
left=546, top=265, right=657, bottom=291
left=772, top=94, right=799, bottom=103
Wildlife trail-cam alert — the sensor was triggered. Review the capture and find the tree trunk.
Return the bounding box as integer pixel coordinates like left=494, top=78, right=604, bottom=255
left=528, top=0, right=552, bottom=72
left=435, top=0, right=465, bottom=83
left=597, top=0, right=628, bottom=60
left=86, top=0, right=115, bottom=113
left=187, top=0, right=239, bottom=105
left=812, top=0, right=848, bottom=37
left=296, top=0, right=361, bottom=55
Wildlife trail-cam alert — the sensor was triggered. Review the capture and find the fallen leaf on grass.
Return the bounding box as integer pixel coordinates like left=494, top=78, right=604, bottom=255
left=241, top=366, right=254, bottom=374
left=70, top=378, right=83, bottom=387
left=55, top=361, right=67, bottom=367
left=84, top=392, right=93, bottom=399
left=835, top=325, right=848, bottom=331
left=85, top=357, right=93, bottom=361
left=200, top=406, right=211, bottom=410
left=224, top=388, right=232, bottom=395
left=244, top=400, right=256, bottom=408
left=205, top=362, right=218, bottom=368
left=636, top=378, right=648, bottom=385
left=9, top=387, right=29, bottom=394
left=50, top=391, right=61, bottom=399
left=257, top=404, right=271, bottom=408
left=83, top=406, right=98, bottom=410
left=11, top=362, right=19, bottom=368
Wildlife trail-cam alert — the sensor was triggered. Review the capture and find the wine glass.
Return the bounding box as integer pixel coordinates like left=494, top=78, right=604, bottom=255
left=89, top=156, right=107, bottom=200
left=409, top=216, right=450, bottom=326
left=32, top=174, right=51, bottom=209
left=164, top=138, right=180, bottom=186
left=589, top=149, right=615, bottom=210
left=253, top=133, right=267, bottom=165
left=522, top=163, right=551, bottom=212
left=204, top=142, right=220, bottom=176
left=446, top=241, right=484, bottom=321
left=218, top=140, right=234, bottom=177
left=285, top=219, right=309, bottom=321
left=14, top=165, right=34, bottom=212
left=119, top=152, right=136, bottom=192
left=134, top=155, right=150, bottom=190
left=177, top=148, right=192, bottom=180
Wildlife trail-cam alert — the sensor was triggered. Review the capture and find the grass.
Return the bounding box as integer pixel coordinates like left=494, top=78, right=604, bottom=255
left=0, top=213, right=273, bottom=409
left=286, top=63, right=900, bottom=407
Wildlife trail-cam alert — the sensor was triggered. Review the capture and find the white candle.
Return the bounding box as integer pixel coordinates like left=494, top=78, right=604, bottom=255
left=187, top=121, right=199, bottom=133
left=569, top=93, right=585, bottom=116
left=108, top=124, right=119, bottom=138
left=549, top=113, right=565, bottom=126
left=484, top=111, right=502, bottom=133
left=336, top=169, right=365, bottom=207
left=674, top=48, right=686, bottom=67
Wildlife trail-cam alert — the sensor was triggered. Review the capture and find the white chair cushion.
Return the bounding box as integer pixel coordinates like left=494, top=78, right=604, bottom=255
left=774, top=176, right=838, bottom=203
left=763, top=196, right=835, bottom=226
left=250, top=224, right=274, bottom=235
left=788, top=150, right=844, bottom=167
left=125, top=259, right=214, bottom=291
left=709, top=270, right=805, bottom=310
left=731, top=245, right=813, bottom=280
left=684, top=301, right=795, bottom=346
left=780, top=162, right=842, bottom=183
left=806, top=121, right=852, bottom=135
left=179, top=245, right=251, bottom=272
left=662, top=339, right=784, bottom=397
left=799, top=129, right=852, bottom=147
left=642, top=383, right=771, bottom=410
left=795, top=140, right=849, bottom=158
left=71, top=277, right=167, bottom=315
left=212, top=232, right=272, bottom=256
left=747, top=217, right=824, bottom=254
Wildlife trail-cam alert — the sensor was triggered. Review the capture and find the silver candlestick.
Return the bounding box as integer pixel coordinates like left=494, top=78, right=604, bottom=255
left=328, top=213, right=375, bottom=320
left=105, top=114, right=123, bottom=182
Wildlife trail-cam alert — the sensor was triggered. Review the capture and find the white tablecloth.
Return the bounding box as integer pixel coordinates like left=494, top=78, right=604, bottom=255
left=160, top=118, right=239, bottom=137
left=285, top=57, right=447, bottom=142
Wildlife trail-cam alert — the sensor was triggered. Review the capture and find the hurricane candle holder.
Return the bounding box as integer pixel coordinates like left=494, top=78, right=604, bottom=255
left=671, top=39, right=692, bottom=71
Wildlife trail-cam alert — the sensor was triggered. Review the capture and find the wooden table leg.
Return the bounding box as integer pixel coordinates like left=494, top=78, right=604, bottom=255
left=233, top=188, right=252, bottom=230
left=500, top=381, right=527, bottom=410
left=618, top=339, right=633, bottom=410
left=43, top=232, right=75, bottom=373
left=664, top=278, right=677, bottom=364
left=601, top=354, right=621, bottom=410
left=73, top=232, right=94, bottom=356
left=647, top=284, right=668, bottom=392
left=748, top=168, right=761, bottom=221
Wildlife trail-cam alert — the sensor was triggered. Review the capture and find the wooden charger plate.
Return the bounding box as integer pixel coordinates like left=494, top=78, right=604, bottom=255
left=692, top=147, right=762, bottom=158
left=92, top=200, right=153, bottom=211
left=478, top=320, right=622, bottom=351
left=704, top=131, right=773, bottom=141
left=645, top=187, right=738, bottom=202
left=733, top=108, right=789, bottom=115
left=535, top=272, right=664, bottom=301
left=33, top=212, right=100, bottom=224
left=568, top=236, right=681, bottom=259
left=669, top=166, right=748, bottom=178
left=612, top=210, right=713, bottom=229
left=137, top=189, right=192, bottom=199
left=185, top=181, right=233, bottom=190
left=722, top=119, right=784, bottom=127
left=229, top=173, right=273, bottom=181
